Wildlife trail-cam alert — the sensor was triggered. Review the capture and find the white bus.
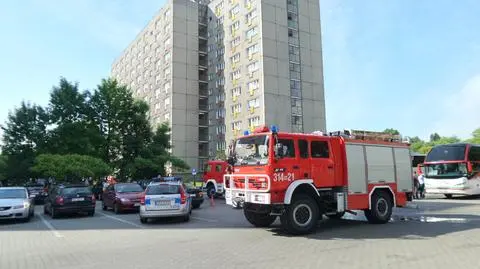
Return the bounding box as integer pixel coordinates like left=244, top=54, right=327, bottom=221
left=424, top=143, right=480, bottom=198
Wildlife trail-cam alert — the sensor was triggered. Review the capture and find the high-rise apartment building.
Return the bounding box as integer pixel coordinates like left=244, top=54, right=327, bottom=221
left=111, top=0, right=325, bottom=171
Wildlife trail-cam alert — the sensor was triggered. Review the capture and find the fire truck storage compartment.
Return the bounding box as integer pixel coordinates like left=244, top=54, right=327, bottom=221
left=345, top=143, right=413, bottom=195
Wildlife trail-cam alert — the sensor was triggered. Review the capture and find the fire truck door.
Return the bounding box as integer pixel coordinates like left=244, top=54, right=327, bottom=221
left=310, top=140, right=335, bottom=187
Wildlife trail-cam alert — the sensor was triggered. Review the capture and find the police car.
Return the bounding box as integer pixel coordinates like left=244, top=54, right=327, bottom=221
left=139, top=177, right=192, bottom=223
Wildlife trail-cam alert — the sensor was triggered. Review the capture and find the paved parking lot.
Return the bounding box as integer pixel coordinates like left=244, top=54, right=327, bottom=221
left=1, top=196, right=480, bottom=269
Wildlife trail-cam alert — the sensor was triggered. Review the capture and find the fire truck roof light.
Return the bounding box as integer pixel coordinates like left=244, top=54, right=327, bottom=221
left=243, top=130, right=250, bottom=135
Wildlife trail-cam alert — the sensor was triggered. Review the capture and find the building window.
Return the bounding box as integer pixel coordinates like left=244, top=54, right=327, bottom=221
left=217, top=16, right=224, bottom=27
left=247, top=61, right=259, bottom=73
left=164, top=83, right=170, bottom=93
left=164, top=97, right=170, bottom=108
left=292, top=116, right=303, bottom=132
left=247, top=98, right=260, bottom=108
left=246, top=43, right=259, bottom=56
left=311, top=141, right=329, bottom=158
left=291, top=98, right=303, bottom=115
left=232, top=87, right=241, bottom=97
left=164, top=52, right=171, bottom=62
left=288, top=45, right=300, bottom=62
left=290, top=80, right=301, bottom=98
left=230, top=5, right=240, bottom=18
left=247, top=80, right=259, bottom=92
left=231, top=121, right=241, bottom=130
left=230, top=21, right=240, bottom=34
left=231, top=104, right=242, bottom=114
left=164, top=37, right=171, bottom=47
left=216, top=77, right=225, bottom=87
left=248, top=116, right=260, bottom=127
left=164, top=67, right=171, bottom=78
left=231, top=70, right=241, bottom=80
left=231, top=37, right=241, bottom=48
left=245, top=9, right=257, bottom=23
left=230, top=53, right=241, bottom=63
left=216, top=62, right=225, bottom=72
left=246, top=27, right=258, bottom=40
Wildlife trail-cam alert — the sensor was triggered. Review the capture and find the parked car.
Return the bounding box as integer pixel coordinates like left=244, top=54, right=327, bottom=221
left=25, top=183, right=48, bottom=204
left=184, top=184, right=204, bottom=209
left=139, top=181, right=192, bottom=223
left=102, top=182, right=144, bottom=214
left=0, top=187, right=35, bottom=222
left=44, top=184, right=96, bottom=218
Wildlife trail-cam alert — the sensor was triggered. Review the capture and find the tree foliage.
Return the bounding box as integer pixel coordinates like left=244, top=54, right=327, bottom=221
left=31, top=154, right=111, bottom=180
left=0, top=154, right=6, bottom=183
left=1, top=77, right=188, bottom=184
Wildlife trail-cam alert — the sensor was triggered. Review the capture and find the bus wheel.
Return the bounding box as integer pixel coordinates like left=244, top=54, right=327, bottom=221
left=364, top=191, right=392, bottom=224
left=444, top=194, right=453, bottom=199
left=280, top=194, right=319, bottom=235
left=244, top=209, right=277, bottom=227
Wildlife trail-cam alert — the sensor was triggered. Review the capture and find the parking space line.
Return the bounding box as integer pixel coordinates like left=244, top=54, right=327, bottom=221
left=98, top=212, right=145, bottom=229
left=37, top=213, right=64, bottom=238
left=191, top=216, right=219, bottom=223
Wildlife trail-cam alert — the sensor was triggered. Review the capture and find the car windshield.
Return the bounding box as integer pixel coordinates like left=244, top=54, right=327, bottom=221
left=146, top=184, right=180, bottom=195
left=60, top=187, right=92, bottom=196
left=234, top=135, right=269, bottom=166
left=425, top=163, right=468, bottom=179
left=116, top=184, right=143, bottom=193
left=426, top=145, right=466, bottom=162
left=0, top=189, right=27, bottom=199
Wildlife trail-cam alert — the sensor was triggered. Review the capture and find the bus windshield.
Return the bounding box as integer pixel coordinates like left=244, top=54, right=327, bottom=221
left=424, top=163, right=468, bottom=179
left=425, top=145, right=466, bottom=162
left=234, top=135, right=269, bottom=166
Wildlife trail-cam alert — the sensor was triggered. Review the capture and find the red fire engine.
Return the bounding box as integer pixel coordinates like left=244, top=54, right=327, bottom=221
left=223, top=126, right=413, bottom=235
left=202, top=160, right=228, bottom=198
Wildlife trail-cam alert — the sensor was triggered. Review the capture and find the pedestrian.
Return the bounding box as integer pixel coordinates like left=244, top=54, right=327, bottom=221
left=417, top=173, right=425, bottom=199
left=413, top=171, right=419, bottom=199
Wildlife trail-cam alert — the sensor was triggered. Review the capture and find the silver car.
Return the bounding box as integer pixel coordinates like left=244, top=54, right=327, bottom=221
left=139, top=182, right=192, bottom=223
left=0, top=187, right=35, bottom=222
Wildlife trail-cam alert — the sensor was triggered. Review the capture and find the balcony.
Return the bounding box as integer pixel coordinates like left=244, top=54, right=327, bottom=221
left=199, top=70, right=208, bottom=82
left=199, top=87, right=208, bottom=97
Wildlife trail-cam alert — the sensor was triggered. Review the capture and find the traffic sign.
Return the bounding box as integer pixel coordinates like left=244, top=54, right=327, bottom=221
left=192, top=168, right=197, bottom=176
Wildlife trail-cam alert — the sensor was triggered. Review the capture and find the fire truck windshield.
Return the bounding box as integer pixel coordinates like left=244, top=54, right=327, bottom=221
left=234, top=135, right=269, bottom=166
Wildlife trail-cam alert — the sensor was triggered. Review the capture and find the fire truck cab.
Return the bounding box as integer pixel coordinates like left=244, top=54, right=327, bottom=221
left=224, top=126, right=413, bottom=235
left=202, top=160, right=228, bottom=198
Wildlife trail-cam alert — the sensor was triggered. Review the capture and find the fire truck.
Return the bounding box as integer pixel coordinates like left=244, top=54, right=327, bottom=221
left=202, top=160, right=228, bottom=198
left=223, top=126, right=413, bottom=235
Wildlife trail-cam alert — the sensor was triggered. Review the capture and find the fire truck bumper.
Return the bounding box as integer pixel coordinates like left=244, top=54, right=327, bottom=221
left=225, top=190, right=271, bottom=207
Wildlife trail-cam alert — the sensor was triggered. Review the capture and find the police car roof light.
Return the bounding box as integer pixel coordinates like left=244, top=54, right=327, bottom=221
left=270, top=125, right=278, bottom=133
left=243, top=130, right=249, bottom=135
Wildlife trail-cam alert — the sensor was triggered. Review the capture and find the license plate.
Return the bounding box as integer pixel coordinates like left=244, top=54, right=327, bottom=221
left=134, top=203, right=140, bottom=206
left=72, top=198, right=85, bottom=202
left=155, top=200, right=171, bottom=206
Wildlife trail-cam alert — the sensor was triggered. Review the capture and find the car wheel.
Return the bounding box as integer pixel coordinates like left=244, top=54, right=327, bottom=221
left=280, top=194, right=320, bottom=235
left=183, top=214, right=190, bottom=222
left=140, top=217, right=147, bottom=224
left=114, top=203, right=121, bottom=214
left=192, top=203, right=200, bottom=209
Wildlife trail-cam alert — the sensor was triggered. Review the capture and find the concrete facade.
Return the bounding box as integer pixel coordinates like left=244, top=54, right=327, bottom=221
left=112, top=0, right=325, bottom=170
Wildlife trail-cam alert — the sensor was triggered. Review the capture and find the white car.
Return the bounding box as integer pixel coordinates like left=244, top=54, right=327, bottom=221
left=139, top=182, right=192, bottom=223
left=0, top=187, right=35, bottom=222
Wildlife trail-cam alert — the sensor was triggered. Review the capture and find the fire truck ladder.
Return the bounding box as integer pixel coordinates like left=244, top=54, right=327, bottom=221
left=324, top=129, right=408, bottom=143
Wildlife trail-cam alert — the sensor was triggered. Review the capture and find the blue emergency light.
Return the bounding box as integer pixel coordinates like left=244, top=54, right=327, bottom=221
left=270, top=125, right=278, bottom=133
left=243, top=130, right=250, bottom=135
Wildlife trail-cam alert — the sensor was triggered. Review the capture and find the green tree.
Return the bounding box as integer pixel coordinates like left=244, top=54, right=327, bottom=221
left=1, top=102, right=49, bottom=181
left=383, top=128, right=400, bottom=135
left=430, top=133, right=441, bottom=142
left=89, top=78, right=152, bottom=178
left=0, top=154, right=6, bottom=184
left=215, top=150, right=227, bottom=160
left=127, top=123, right=189, bottom=179
left=467, top=128, right=480, bottom=144
left=31, top=154, right=111, bottom=181
left=47, top=78, right=103, bottom=157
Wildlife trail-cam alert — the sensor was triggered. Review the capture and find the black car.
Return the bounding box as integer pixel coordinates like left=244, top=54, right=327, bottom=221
left=25, top=183, right=48, bottom=204
left=43, top=184, right=96, bottom=218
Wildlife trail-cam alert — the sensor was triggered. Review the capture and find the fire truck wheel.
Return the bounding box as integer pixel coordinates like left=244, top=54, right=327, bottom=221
left=364, top=191, right=393, bottom=224
left=280, top=194, right=319, bottom=235
left=243, top=209, right=277, bottom=227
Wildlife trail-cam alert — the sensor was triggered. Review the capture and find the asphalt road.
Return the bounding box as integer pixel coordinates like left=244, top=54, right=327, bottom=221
left=1, top=196, right=480, bottom=269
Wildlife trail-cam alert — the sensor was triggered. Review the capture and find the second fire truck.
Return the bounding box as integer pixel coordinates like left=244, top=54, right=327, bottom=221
left=224, top=126, right=413, bottom=235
